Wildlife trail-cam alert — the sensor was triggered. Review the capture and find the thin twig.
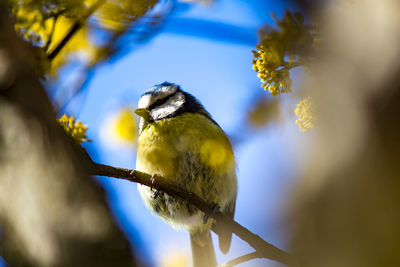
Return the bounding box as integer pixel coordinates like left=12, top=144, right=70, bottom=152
left=218, top=252, right=261, bottom=267
left=43, top=14, right=59, bottom=52
left=46, top=0, right=105, bottom=60
left=283, top=60, right=304, bottom=70
left=89, top=162, right=292, bottom=265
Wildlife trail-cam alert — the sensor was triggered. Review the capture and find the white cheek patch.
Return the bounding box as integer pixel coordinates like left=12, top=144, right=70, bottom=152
left=138, top=94, right=152, bottom=109
left=150, top=92, right=185, bottom=120
left=138, top=85, right=178, bottom=109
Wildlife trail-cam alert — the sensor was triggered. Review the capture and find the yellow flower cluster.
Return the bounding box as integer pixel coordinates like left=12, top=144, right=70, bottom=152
left=10, top=0, right=97, bottom=75
left=295, top=97, right=315, bottom=132
left=252, top=45, right=292, bottom=95
left=58, top=115, right=90, bottom=143
left=10, top=0, right=83, bottom=45
left=252, top=11, right=313, bottom=96
left=13, top=8, right=52, bottom=43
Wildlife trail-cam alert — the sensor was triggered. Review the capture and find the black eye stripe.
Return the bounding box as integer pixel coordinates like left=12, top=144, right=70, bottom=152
left=148, top=91, right=178, bottom=110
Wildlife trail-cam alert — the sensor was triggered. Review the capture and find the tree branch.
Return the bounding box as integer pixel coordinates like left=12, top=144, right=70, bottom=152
left=283, top=60, right=304, bottom=70
left=89, top=162, right=292, bottom=265
left=218, top=252, right=262, bottom=267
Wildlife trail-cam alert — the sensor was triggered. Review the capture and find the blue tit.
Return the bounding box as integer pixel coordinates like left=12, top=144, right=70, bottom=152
left=135, top=82, right=237, bottom=267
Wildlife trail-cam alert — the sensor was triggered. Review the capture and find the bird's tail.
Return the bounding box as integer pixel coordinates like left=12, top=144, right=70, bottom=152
left=190, top=231, right=217, bottom=267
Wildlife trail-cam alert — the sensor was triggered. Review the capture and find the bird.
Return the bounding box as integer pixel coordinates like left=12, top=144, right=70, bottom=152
left=135, top=82, right=237, bottom=267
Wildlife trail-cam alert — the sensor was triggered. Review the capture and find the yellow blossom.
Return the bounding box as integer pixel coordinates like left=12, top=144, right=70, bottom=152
left=99, top=108, right=138, bottom=150
left=252, top=11, right=313, bottom=96
left=252, top=42, right=292, bottom=96
left=295, top=97, right=315, bottom=132
left=58, top=114, right=90, bottom=143
left=113, top=109, right=137, bottom=144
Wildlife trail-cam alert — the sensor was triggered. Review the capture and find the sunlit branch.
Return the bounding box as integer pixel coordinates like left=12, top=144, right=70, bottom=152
left=46, top=0, right=106, bottom=60
left=283, top=61, right=304, bottom=70
left=44, top=15, right=58, bottom=52
left=89, top=162, right=292, bottom=266
left=43, top=8, right=68, bottom=51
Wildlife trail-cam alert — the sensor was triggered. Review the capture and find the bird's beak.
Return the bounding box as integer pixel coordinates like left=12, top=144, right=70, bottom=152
left=134, top=108, right=150, bottom=119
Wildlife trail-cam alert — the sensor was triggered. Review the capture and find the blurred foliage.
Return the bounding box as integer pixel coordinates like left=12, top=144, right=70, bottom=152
left=9, top=0, right=158, bottom=76
left=58, top=114, right=90, bottom=143
left=97, top=108, right=137, bottom=151
left=114, top=108, right=137, bottom=145
left=247, top=97, right=281, bottom=128
left=294, top=96, right=314, bottom=132
left=252, top=10, right=317, bottom=131
left=290, top=1, right=400, bottom=266
left=95, top=0, right=157, bottom=30
left=11, top=0, right=79, bottom=45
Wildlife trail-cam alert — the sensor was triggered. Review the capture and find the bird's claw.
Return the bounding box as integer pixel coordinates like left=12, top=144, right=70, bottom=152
left=149, top=174, right=156, bottom=190
left=203, top=202, right=220, bottom=224
left=147, top=174, right=159, bottom=198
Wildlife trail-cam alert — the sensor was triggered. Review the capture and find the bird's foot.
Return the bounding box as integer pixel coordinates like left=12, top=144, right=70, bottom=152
left=203, top=202, right=220, bottom=224
left=149, top=174, right=156, bottom=190
left=149, top=174, right=159, bottom=199
left=149, top=174, right=156, bottom=186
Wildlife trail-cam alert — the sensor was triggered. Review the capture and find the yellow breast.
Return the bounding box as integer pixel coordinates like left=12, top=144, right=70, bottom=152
left=136, top=113, right=235, bottom=182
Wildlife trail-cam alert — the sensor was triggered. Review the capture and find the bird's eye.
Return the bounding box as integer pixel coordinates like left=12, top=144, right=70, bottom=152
left=149, top=93, right=176, bottom=110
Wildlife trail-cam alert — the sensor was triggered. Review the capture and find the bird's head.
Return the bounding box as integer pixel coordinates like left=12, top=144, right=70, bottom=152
left=135, top=82, right=214, bottom=133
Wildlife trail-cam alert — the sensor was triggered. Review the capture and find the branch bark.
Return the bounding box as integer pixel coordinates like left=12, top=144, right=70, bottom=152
left=218, top=252, right=262, bottom=267
left=90, top=162, right=293, bottom=266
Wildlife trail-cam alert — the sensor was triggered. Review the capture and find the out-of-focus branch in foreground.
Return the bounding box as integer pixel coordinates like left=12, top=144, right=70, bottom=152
left=0, top=5, right=138, bottom=266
